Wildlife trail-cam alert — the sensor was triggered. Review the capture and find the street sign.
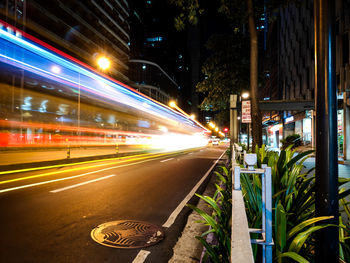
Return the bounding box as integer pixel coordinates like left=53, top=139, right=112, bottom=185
left=241, top=100, right=251, bottom=123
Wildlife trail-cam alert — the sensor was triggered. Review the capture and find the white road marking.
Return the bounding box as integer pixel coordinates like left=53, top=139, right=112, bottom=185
left=50, top=174, right=116, bottom=193
left=160, top=158, right=174, bottom=163
left=132, top=250, right=151, bottom=263
left=162, top=150, right=226, bottom=228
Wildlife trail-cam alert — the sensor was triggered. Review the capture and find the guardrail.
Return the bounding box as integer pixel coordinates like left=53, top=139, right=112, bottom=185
left=231, top=145, right=273, bottom=263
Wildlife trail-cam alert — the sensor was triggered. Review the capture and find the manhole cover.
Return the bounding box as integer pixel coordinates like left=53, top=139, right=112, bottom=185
left=91, top=220, right=165, bottom=249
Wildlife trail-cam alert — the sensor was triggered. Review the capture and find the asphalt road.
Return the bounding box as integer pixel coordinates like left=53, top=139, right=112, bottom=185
left=0, top=145, right=227, bottom=263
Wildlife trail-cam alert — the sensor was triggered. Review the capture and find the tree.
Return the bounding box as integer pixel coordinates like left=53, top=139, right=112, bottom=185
left=170, top=0, right=264, bottom=150
left=196, top=34, right=249, bottom=113
left=246, top=0, right=262, bottom=149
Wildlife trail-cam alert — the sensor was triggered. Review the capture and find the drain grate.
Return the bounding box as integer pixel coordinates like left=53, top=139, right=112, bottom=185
left=91, top=220, right=165, bottom=249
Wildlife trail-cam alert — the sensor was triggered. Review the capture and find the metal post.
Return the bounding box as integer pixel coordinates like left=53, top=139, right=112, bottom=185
left=234, top=166, right=241, bottom=190
left=265, top=167, right=272, bottom=263
left=247, top=123, right=250, bottom=151
left=314, top=0, right=339, bottom=261
left=261, top=169, right=266, bottom=263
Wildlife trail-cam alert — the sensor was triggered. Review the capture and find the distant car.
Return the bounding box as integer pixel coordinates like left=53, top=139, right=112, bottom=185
left=212, top=139, right=219, bottom=146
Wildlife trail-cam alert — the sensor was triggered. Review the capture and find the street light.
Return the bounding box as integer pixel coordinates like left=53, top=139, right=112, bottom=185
left=242, top=92, right=250, bottom=99
left=97, top=56, right=111, bottom=70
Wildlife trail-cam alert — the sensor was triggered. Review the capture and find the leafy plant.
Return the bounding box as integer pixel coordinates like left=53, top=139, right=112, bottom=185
left=187, top=165, right=232, bottom=263
left=242, top=145, right=338, bottom=262
left=339, top=184, right=350, bottom=262
left=281, top=134, right=303, bottom=150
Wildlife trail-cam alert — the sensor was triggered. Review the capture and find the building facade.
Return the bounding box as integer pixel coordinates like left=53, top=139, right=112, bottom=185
left=0, top=0, right=130, bottom=82
left=264, top=0, right=350, bottom=160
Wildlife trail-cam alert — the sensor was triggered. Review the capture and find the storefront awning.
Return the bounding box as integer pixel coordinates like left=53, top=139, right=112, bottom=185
left=259, top=100, right=314, bottom=111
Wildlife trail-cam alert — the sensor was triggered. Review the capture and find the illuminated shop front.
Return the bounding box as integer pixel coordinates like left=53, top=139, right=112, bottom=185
left=283, top=111, right=313, bottom=146
left=267, top=123, right=283, bottom=149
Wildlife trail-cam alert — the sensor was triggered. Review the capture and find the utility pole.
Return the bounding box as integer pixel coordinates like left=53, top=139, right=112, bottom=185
left=314, top=0, right=339, bottom=261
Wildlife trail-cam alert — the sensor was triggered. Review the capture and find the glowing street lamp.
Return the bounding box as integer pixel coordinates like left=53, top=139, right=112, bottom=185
left=241, top=92, right=250, bottom=99
left=97, top=56, right=111, bottom=70
left=169, top=100, right=177, bottom=108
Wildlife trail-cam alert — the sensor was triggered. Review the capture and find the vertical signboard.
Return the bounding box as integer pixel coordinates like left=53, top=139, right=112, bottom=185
left=241, top=100, right=251, bottom=123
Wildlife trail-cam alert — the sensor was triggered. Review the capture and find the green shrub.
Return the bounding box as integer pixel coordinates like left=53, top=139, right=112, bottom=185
left=281, top=134, right=302, bottom=150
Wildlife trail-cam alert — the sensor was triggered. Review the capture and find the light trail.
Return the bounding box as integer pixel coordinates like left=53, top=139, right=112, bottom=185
left=0, top=152, right=187, bottom=194
left=0, top=152, right=170, bottom=185
left=0, top=23, right=202, bottom=129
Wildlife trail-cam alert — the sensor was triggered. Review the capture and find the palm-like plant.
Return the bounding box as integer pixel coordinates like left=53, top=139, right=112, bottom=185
left=187, top=166, right=232, bottom=263
left=242, top=145, right=335, bottom=262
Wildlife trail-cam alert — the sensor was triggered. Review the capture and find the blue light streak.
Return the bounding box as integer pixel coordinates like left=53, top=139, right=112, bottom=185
left=0, top=28, right=202, bottom=131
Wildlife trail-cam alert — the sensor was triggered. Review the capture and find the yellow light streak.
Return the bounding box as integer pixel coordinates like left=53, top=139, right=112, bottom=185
left=0, top=153, right=165, bottom=185
left=0, top=153, right=151, bottom=176
left=0, top=154, right=185, bottom=194
left=0, top=147, right=203, bottom=185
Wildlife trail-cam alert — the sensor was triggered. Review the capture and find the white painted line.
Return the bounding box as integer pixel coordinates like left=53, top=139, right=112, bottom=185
left=132, top=250, right=150, bottom=263
left=50, top=174, right=116, bottom=193
left=160, top=158, right=174, bottom=163
left=162, top=150, right=226, bottom=228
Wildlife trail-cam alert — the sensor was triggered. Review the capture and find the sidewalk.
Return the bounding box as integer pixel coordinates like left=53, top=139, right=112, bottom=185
left=293, top=145, right=350, bottom=178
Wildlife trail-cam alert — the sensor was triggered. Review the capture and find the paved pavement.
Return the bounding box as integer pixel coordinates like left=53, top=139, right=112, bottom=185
left=303, top=157, right=350, bottom=178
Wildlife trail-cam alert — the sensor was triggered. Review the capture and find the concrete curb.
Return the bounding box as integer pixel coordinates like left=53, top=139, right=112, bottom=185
left=169, top=170, right=217, bottom=262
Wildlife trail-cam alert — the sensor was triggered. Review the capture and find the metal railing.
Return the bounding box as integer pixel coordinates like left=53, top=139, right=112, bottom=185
left=231, top=145, right=273, bottom=263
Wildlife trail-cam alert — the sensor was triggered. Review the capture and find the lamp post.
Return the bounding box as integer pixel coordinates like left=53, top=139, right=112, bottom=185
left=314, top=0, right=339, bottom=261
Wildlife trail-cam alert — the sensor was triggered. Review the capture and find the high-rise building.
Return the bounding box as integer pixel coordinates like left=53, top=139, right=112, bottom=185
left=0, top=0, right=130, bottom=82
left=129, top=0, right=192, bottom=110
